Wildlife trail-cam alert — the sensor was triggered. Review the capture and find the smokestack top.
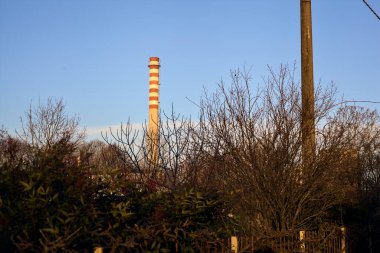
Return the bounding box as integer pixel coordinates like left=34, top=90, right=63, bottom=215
left=149, top=57, right=160, bottom=68
left=148, top=56, right=160, bottom=110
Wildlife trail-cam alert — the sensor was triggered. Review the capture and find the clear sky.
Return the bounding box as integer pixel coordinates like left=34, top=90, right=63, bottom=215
left=1, top=0, right=379, bottom=140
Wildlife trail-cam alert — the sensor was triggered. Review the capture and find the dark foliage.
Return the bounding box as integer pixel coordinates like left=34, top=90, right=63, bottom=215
left=0, top=134, right=233, bottom=252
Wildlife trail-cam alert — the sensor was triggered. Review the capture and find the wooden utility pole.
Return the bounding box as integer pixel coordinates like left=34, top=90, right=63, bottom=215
left=301, top=0, right=316, bottom=166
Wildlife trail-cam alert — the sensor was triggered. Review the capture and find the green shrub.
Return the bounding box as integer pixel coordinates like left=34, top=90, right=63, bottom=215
left=0, top=140, right=234, bottom=252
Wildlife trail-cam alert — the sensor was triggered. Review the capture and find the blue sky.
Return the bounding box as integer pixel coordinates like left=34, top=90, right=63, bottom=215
left=1, top=0, right=379, bottom=140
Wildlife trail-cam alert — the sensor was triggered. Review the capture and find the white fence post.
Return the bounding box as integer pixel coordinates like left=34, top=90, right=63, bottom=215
left=299, top=230, right=306, bottom=253
left=94, top=247, right=103, bottom=253
left=231, top=236, right=238, bottom=253
left=341, top=227, right=346, bottom=253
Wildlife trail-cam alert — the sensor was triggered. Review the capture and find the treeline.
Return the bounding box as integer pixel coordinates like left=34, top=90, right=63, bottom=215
left=1, top=65, right=379, bottom=252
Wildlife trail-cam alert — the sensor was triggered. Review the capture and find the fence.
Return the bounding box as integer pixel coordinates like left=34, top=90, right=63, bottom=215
left=94, top=226, right=346, bottom=253
left=236, top=227, right=346, bottom=253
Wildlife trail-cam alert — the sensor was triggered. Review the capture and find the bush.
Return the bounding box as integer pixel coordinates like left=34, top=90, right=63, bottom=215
left=0, top=138, right=233, bottom=252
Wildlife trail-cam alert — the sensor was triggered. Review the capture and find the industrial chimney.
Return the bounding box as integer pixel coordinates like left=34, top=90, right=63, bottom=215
left=148, top=57, right=160, bottom=163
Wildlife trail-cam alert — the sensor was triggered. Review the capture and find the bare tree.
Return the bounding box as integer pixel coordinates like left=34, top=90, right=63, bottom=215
left=17, top=98, right=85, bottom=151
left=197, top=64, right=378, bottom=234
left=102, top=107, right=208, bottom=192
left=77, top=140, right=134, bottom=192
left=102, top=64, right=380, bottom=240
left=0, top=126, right=27, bottom=167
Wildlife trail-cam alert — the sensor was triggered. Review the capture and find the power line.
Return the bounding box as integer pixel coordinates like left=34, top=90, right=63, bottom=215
left=334, top=100, right=380, bottom=107
left=362, top=0, right=380, bottom=21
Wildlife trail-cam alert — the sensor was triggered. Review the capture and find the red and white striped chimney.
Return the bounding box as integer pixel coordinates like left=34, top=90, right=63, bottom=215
left=148, top=57, right=160, bottom=162
left=148, top=57, right=160, bottom=112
